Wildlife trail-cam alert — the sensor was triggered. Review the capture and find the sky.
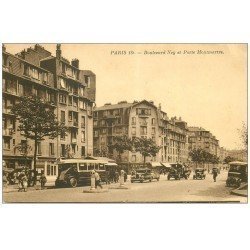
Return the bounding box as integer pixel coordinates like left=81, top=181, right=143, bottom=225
left=5, top=43, right=247, bottom=150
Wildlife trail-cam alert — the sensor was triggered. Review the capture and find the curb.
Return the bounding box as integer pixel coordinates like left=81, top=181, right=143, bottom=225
left=231, top=183, right=248, bottom=197
left=83, top=189, right=109, bottom=193
left=230, top=190, right=247, bottom=197
left=109, top=186, right=129, bottom=190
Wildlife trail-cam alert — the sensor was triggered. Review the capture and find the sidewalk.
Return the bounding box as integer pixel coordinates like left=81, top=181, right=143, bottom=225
left=3, top=184, right=44, bottom=193
left=231, top=183, right=248, bottom=197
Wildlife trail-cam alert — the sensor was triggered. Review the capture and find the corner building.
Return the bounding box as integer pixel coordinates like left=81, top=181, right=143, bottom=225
left=2, top=44, right=96, bottom=169
left=93, top=100, right=189, bottom=167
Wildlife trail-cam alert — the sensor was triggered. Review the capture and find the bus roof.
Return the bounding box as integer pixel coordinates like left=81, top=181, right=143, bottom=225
left=58, top=159, right=110, bottom=164
left=229, top=161, right=247, bottom=166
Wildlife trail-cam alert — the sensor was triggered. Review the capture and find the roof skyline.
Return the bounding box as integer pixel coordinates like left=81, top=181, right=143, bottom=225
left=4, top=44, right=247, bottom=150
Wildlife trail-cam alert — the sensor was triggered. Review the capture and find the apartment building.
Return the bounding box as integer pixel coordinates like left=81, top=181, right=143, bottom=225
left=93, top=100, right=189, bottom=165
left=2, top=44, right=96, bottom=169
left=188, top=127, right=219, bottom=156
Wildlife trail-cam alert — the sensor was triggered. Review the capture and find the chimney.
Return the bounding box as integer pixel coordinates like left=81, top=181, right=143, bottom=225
left=20, top=49, right=26, bottom=58
left=56, top=44, right=61, bottom=59
left=71, top=58, right=79, bottom=68
left=2, top=44, right=6, bottom=52
left=158, top=103, right=161, bottom=110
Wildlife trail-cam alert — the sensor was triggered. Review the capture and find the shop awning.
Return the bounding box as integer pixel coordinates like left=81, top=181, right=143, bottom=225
left=150, top=162, right=162, bottom=168
left=161, top=162, right=172, bottom=169
left=105, top=162, right=118, bottom=166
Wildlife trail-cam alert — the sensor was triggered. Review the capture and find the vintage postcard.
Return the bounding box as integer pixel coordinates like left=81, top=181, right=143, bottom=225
left=2, top=43, right=248, bottom=203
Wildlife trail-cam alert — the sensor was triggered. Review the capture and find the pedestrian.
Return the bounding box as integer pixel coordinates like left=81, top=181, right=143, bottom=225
left=212, top=168, right=218, bottom=182
left=3, top=173, right=8, bottom=188
left=114, top=170, right=119, bottom=183
left=40, top=170, right=47, bottom=190
left=18, top=170, right=28, bottom=192
left=124, top=171, right=127, bottom=182
left=105, top=170, right=110, bottom=185
left=94, top=171, right=103, bottom=189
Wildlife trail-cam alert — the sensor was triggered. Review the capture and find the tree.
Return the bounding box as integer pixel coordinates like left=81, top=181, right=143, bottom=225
left=224, top=155, right=237, bottom=164
left=14, top=140, right=32, bottom=168
left=11, top=95, right=67, bottom=178
left=109, top=135, right=133, bottom=162
left=133, top=137, right=160, bottom=167
left=189, top=148, right=219, bottom=167
left=238, top=122, right=247, bottom=151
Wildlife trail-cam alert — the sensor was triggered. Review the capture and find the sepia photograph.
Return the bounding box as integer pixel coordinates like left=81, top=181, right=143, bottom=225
left=2, top=43, right=248, bottom=203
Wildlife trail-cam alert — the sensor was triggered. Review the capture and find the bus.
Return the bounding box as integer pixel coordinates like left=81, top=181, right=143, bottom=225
left=55, top=158, right=118, bottom=188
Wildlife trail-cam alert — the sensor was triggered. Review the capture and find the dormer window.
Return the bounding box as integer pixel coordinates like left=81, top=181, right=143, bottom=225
left=84, top=76, right=91, bottom=88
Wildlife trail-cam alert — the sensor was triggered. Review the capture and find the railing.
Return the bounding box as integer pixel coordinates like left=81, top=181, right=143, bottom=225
left=71, top=138, right=77, bottom=143
left=140, top=121, right=148, bottom=126
left=3, top=108, right=13, bottom=115
left=2, top=65, right=10, bottom=72
left=68, top=121, right=78, bottom=127
left=3, top=128, right=14, bottom=136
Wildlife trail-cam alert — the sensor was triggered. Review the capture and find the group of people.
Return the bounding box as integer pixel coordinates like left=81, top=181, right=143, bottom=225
left=3, top=168, right=48, bottom=192
left=92, top=169, right=128, bottom=189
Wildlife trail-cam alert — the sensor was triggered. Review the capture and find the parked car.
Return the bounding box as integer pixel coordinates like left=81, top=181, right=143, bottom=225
left=150, top=171, right=160, bottom=181
left=131, top=168, right=153, bottom=183
left=167, top=163, right=190, bottom=180
left=226, top=161, right=248, bottom=188
left=193, top=168, right=206, bottom=180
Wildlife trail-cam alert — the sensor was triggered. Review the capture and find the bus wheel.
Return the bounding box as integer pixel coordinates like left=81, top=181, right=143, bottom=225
left=69, top=177, right=78, bottom=188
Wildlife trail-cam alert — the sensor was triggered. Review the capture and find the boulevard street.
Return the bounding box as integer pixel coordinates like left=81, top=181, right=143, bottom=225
left=3, top=170, right=247, bottom=203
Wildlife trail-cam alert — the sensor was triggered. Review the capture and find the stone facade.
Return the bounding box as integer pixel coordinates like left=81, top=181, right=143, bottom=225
left=2, top=44, right=96, bottom=169
left=188, top=127, right=220, bottom=156
left=93, top=100, right=189, bottom=164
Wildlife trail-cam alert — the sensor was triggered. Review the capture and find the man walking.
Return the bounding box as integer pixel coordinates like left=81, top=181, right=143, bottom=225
left=212, top=168, right=218, bottom=182
left=94, top=170, right=103, bottom=189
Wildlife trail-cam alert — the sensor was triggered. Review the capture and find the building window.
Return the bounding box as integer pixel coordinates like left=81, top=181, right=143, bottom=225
left=152, top=127, right=156, bottom=135
left=81, top=116, right=86, bottom=127
left=49, top=143, right=55, bottom=156
left=72, top=144, right=76, bottom=154
left=81, top=146, right=85, bottom=157
left=61, top=144, right=66, bottom=157
left=60, top=77, right=66, bottom=89
left=30, top=68, right=39, bottom=79
left=61, top=111, right=65, bottom=123
left=3, top=54, right=8, bottom=66
left=23, top=64, right=30, bottom=76
left=73, top=98, right=78, bottom=107
left=79, top=100, right=84, bottom=109
left=152, top=118, right=155, bottom=125
left=3, top=138, right=11, bottom=150
left=59, top=94, right=67, bottom=104
left=132, top=127, right=136, bottom=136
left=132, top=117, right=136, bottom=125
left=60, top=133, right=65, bottom=140
left=80, top=86, right=84, bottom=96
left=81, top=131, right=85, bottom=142
left=84, top=76, right=91, bottom=88
left=136, top=108, right=151, bottom=115
left=140, top=126, right=147, bottom=135
left=131, top=155, right=136, bottom=162
left=37, top=142, right=42, bottom=155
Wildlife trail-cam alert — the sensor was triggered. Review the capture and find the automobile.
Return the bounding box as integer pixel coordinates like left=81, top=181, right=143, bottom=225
left=226, top=161, right=248, bottom=188
left=131, top=168, right=153, bottom=183
left=193, top=168, right=206, bottom=180
left=167, top=163, right=190, bottom=180
left=150, top=171, right=160, bottom=181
